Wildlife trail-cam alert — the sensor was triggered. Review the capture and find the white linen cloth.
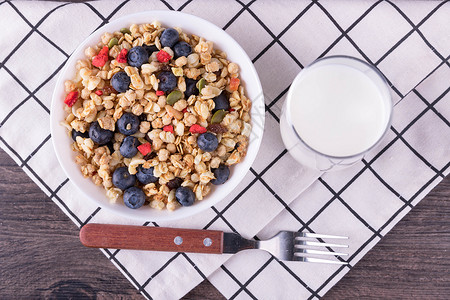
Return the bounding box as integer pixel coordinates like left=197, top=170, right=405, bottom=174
left=0, top=0, right=448, bottom=299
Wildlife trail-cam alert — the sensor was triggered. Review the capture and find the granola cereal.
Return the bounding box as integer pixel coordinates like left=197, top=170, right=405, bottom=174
left=61, top=22, right=252, bottom=211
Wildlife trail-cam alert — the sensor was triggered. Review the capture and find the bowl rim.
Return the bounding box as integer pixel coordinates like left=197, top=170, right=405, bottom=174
left=50, top=10, right=265, bottom=222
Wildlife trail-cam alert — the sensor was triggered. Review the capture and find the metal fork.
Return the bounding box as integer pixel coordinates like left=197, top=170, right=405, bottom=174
left=80, top=224, right=348, bottom=264
left=223, top=231, right=348, bottom=264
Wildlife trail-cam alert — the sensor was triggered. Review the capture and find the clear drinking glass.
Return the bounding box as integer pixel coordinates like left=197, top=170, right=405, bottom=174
left=280, top=56, right=392, bottom=171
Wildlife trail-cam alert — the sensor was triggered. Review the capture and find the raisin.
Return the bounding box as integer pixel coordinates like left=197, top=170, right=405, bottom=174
left=167, top=177, right=183, bottom=190
left=105, top=142, right=115, bottom=154
left=207, top=123, right=228, bottom=134
left=160, top=64, right=172, bottom=72
left=139, top=114, right=147, bottom=121
left=144, top=134, right=152, bottom=143
left=143, top=152, right=157, bottom=160
left=103, top=85, right=117, bottom=95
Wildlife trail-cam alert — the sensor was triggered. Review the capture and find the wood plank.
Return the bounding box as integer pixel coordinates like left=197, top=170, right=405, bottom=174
left=324, top=175, right=450, bottom=299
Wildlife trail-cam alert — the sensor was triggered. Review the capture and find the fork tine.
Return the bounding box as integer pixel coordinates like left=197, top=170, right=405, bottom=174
left=295, top=249, right=348, bottom=256
left=294, top=256, right=348, bottom=265
left=296, top=232, right=348, bottom=239
left=295, top=240, right=349, bottom=248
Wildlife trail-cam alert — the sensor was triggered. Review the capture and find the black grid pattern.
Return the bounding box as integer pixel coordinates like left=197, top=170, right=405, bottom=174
left=209, top=1, right=450, bottom=298
left=0, top=0, right=449, bottom=299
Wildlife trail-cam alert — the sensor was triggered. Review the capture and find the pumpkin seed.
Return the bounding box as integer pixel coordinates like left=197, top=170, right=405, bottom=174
left=108, top=37, right=118, bottom=49
left=211, top=109, right=226, bottom=124
left=166, top=90, right=183, bottom=105
left=196, top=78, right=206, bottom=93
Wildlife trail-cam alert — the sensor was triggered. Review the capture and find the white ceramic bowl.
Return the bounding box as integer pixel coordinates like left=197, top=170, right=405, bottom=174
left=50, top=11, right=264, bottom=222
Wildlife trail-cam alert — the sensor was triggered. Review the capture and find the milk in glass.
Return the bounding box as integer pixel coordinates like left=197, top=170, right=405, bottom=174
left=280, top=56, right=392, bottom=171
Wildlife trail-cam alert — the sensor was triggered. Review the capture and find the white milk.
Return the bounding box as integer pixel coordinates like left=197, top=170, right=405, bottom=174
left=290, top=64, right=387, bottom=156
left=280, top=58, right=391, bottom=170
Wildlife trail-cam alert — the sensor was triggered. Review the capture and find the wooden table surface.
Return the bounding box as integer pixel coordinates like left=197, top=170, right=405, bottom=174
left=0, top=147, right=449, bottom=299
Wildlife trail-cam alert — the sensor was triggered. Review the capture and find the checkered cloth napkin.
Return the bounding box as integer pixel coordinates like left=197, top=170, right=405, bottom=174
left=1, top=0, right=449, bottom=299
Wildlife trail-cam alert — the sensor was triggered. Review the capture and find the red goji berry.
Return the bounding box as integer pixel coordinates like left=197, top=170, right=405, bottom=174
left=137, top=143, right=152, bottom=156
left=98, top=46, right=109, bottom=56
left=163, top=125, right=174, bottom=133
left=182, top=108, right=187, bottom=113
left=189, top=124, right=207, bottom=134
left=156, top=50, right=171, bottom=63
left=92, top=46, right=109, bottom=67
left=95, top=90, right=103, bottom=96
left=64, top=91, right=79, bottom=107
left=156, top=90, right=165, bottom=96
left=229, top=108, right=235, bottom=112
left=116, top=48, right=128, bottom=63
left=92, top=55, right=107, bottom=67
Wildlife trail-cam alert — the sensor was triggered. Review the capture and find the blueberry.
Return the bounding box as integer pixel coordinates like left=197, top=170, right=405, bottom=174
left=136, top=165, right=158, bottom=184
left=71, top=129, right=89, bottom=141
left=197, top=132, right=218, bottom=152
left=89, top=121, right=114, bottom=144
left=211, top=165, right=230, bottom=185
left=213, top=93, right=230, bottom=112
left=120, top=136, right=139, bottom=158
left=173, top=41, right=192, bottom=58
left=157, top=71, right=177, bottom=92
left=160, top=28, right=179, bottom=48
left=175, top=186, right=195, bottom=206
left=117, top=113, right=140, bottom=135
left=184, top=78, right=199, bottom=98
left=123, top=186, right=145, bottom=209
left=112, top=167, right=136, bottom=190
left=111, top=71, right=131, bottom=93
left=142, top=44, right=158, bottom=56
left=127, top=46, right=149, bottom=68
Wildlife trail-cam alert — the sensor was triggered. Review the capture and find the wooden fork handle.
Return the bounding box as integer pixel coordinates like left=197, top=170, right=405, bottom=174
left=80, top=223, right=224, bottom=254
